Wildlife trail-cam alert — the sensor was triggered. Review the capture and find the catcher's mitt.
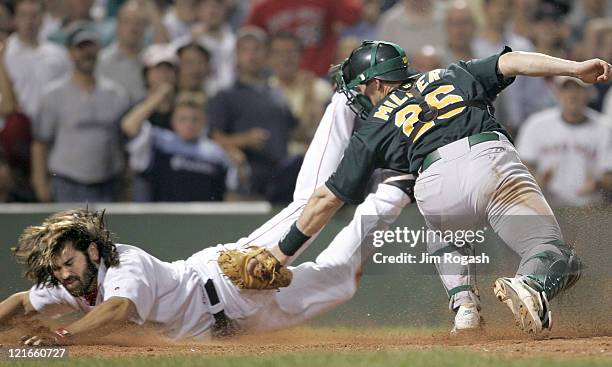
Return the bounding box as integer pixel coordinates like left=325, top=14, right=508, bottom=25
left=217, top=246, right=292, bottom=290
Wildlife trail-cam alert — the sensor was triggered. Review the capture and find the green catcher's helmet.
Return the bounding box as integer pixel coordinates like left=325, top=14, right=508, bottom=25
left=334, top=40, right=420, bottom=118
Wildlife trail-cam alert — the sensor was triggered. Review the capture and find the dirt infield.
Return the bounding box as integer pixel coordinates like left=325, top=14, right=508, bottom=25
left=1, top=326, right=610, bottom=360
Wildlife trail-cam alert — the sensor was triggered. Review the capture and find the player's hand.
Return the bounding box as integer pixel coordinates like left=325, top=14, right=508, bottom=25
left=574, top=59, right=612, bottom=84
left=20, top=331, right=69, bottom=346
left=21, top=334, right=59, bottom=346
left=20, top=326, right=73, bottom=346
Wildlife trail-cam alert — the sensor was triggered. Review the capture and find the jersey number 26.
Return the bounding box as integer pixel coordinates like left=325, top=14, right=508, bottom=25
left=395, top=85, right=465, bottom=142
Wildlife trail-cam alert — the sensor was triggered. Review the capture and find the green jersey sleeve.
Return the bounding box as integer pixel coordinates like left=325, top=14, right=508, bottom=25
left=325, top=120, right=384, bottom=205
left=458, top=46, right=515, bottom=100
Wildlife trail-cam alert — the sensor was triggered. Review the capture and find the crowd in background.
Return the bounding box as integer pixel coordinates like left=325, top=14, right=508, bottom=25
left=0, top=0, right=610, bottom=208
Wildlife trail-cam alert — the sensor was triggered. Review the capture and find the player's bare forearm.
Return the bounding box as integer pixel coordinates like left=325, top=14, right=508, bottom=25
left=20, top=297, right=137, bottom=346
left=498, top=51, right=612, bottom=83
left=271, top=185, right=344, bottom=264
left=62, top=297, right=137, bottom=339
left=297, top=185, right=344, bottom=236
left=0, top=292, right=36, bottom=328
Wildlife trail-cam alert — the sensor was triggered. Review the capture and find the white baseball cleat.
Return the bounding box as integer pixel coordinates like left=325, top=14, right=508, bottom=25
left=451, top=303, right=482, bottom=334
left=493, top=277, right=552, bottom=335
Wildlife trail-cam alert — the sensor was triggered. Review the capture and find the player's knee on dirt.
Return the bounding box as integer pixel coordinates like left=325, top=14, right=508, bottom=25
left=518, top=240, right=581, bottom=301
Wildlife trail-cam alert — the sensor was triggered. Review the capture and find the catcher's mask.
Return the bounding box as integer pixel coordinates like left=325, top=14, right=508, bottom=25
left=333, top=40, right=420, bottom=119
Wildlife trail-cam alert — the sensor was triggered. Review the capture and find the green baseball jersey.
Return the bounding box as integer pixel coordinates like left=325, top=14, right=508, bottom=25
left=326, top=47, right=516, bottom=204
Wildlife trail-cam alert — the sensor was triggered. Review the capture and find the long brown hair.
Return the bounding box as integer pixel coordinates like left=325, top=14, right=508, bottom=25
left=12, top=209, right=120, bottom=287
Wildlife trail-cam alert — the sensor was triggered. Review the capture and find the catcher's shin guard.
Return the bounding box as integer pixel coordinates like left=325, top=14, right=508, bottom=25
left=520, top=241, right=582, bottom=301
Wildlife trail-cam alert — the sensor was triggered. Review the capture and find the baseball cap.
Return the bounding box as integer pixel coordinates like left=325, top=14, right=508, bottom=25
left=65, top=23, right=100, bottom=47
left=141, top=44, right=178, bottom=68
left=554, top=76, right=590, bottom=88
left=237, top=26, right=268, bottom=45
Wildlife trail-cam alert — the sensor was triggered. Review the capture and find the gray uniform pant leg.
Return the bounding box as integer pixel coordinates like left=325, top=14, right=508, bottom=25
left=416, top=137, right=571, bottom=309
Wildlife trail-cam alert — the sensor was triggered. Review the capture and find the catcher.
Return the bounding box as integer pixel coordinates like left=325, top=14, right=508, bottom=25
left=0, top=93, right=413, bottom=345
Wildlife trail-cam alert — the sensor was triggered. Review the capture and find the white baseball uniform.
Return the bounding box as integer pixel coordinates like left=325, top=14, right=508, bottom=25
left=27, top=93, right=412, bottom=339
left=516, top=107, right=612, bottom=207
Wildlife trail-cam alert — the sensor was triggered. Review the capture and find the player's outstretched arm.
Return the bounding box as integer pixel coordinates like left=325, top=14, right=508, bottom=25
left=270, top=185, right=344, bottom=264
left=0, top=291, right=36, bottom=328
left=21, top=296, right=137, bottom=346
left=498, top=51, right=612, bottom=83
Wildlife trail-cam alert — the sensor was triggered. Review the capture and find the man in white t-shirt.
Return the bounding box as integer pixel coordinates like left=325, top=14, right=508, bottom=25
left=3, top=0, right=71, bottom=120
left=0, top=93, right=414, bottom=345
left=517, top=76, right=612, bottom=207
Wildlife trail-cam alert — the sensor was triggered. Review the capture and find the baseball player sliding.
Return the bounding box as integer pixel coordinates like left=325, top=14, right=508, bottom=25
left=261, top=41, right=611, bottom=335
left=0, top=93, right=413, bottom=345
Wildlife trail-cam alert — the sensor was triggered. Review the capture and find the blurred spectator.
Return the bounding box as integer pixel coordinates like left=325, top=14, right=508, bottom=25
left=173, top=0, right=236, bottom=96
left=411, top=45, right=443, bottom=72
left=0, top=148, right=34, bottom=202
left=581, top=19, right=612, bottom=112
left=124, top=92, right=237, bottom=201
left=0, top=110, right=32, bottom=193
left=268, top=32, right=332, bottom=155
left=341, top=0, right=382, bottom=41
left=1, top=0, right=65, bottom=193
left=2, top=0, right=71, bottom=120
left=568, top=0, right=612, bottom=47
left=595, top=28, right=612, bottom=116
left=0, top=2, right=13, bottom=42
left=517, top=77, right=612, bottom=207
left=533, top=2, right=572, bottom=58
left=334, top=36, right=361, bottom=66
left=377, top=0, right=446, bottom=58
left=0, top=41, right=19, bottom=119
left=473, top=0, right=533, bottom=59
left=511, top=0, right=538, bottom=40
left=31, top=25, right=129, bottom=202
left=473, top=0, right=536, bottom=132
left=122, top=43, right=178, bottom=201
left=603, top=87, right=612, bottom=123
left=39, top=0, right=64, bottom=42
left=131, top=0, right=169, bottom=44
left=225, top=0, right=250, bottom=31
left=245, top=0, right=362, bottom=76
left=134, top=44, right=178, bottom=131
left=163, top=0, right=198, bottom=41
left=0, top=6, right=29, bottom=186
left=0, top=150, right=15, bottom=202
left=506, top=1, right=568, bottom=122
left=208, top=27, right=296, bottom=198
left=97, top=0, right=148, bottom=105
left=177, top=42, right=210, bottom=93
left=440, top=0, right=476, bottom=66
left=47, top=0, right=116, bottom=46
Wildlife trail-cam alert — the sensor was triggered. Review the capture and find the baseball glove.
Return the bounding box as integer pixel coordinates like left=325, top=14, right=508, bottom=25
left=217, top=246, right=293, bottom=290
